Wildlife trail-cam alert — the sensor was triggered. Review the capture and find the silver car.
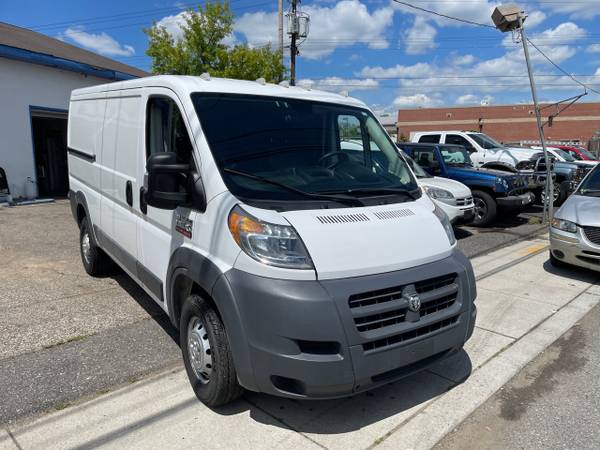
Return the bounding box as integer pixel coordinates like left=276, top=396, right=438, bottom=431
left=550, top=164, right=600, bottom=271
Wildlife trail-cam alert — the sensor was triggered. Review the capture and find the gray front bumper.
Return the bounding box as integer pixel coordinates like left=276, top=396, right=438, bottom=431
left=215, top=249, right=477, bottom=399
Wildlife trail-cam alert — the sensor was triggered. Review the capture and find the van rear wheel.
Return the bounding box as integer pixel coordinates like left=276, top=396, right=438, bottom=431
left=79, top=217, right=112, bottom=276
left=180, top=294, right=243, bottom=407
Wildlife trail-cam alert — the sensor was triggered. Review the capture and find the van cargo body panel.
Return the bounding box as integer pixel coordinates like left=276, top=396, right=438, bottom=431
left=221, top=248, right=476, bottom=398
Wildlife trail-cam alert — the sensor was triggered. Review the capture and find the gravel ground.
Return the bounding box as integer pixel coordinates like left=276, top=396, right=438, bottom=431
left=0, top=200, right=547, bottom=425
left=437, top=300, right=600, bottom=450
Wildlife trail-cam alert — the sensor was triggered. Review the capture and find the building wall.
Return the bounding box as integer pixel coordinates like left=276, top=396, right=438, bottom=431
left=0, top=57, right=109, bottom=198
left=397, top=103, right=600, bottom=145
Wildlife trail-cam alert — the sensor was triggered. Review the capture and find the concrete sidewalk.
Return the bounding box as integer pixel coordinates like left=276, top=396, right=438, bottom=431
left=3, top=236, right=599, bottom=450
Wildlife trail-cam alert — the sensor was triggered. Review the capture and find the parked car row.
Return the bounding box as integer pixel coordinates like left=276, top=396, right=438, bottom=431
left=398, top=143, right=533, bottom=226
left=401, top=130, right=599, bottom=226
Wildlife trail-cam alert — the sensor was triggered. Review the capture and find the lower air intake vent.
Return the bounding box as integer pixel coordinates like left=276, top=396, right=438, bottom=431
left=373, top=209, right=415, bottom=220
left=316, top=213, right=370, bottom=224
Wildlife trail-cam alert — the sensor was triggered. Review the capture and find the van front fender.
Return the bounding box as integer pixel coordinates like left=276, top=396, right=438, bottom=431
left=166, top=248, right=257, bottom=391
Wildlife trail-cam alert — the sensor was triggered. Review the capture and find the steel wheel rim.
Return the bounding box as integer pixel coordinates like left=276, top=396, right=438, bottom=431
left=81, top=232, right=92, bottom=264
left=474, top=197, right=487, bottom=221
left=187, top=317, right=213, bottom=384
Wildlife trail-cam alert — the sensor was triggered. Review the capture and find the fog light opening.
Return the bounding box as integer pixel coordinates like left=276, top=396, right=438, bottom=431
left=271, top=375, right=306, bottom=396
left=553, top=250, right=565, bottom=259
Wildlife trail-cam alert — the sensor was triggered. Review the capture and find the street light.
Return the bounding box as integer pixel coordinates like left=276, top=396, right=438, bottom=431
left=492, top=4, right=554, bottom=224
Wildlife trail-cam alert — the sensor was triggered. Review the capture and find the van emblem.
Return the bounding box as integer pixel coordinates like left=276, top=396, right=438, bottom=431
left=403, top=286, right=421, bottom=313
left=175, top=214, right=193, bottom=238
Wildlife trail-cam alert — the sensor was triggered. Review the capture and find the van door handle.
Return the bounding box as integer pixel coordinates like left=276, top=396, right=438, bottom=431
left=140, top=187, right=147, bottom=214
left=125, top=181, right=133, bottom=207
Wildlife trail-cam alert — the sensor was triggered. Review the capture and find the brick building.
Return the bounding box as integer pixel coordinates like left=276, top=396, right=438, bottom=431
left=396, top=102, right=600, bottom=147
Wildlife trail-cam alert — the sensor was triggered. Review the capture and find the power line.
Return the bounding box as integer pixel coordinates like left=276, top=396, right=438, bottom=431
left=391, top=0, right=496, bottom=28
left=526, top=37, right=600, bottom=96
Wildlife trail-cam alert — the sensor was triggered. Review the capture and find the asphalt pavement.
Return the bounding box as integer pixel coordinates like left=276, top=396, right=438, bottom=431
left=437, top=298, right=600, bottom=450
left=0, top=200, right=547, bottom=426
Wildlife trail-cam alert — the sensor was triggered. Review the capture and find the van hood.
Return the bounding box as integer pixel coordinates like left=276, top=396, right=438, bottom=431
left=556, top=195, right=600, bottom=226
left=280, top=196, right=453, bottom=280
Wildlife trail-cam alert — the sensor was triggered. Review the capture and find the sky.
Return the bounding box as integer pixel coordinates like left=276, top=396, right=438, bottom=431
left=4, top=0, right=600, bottom=112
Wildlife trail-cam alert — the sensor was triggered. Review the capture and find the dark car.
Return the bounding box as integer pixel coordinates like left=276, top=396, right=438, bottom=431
left=399, top=143, right=535, bottom=226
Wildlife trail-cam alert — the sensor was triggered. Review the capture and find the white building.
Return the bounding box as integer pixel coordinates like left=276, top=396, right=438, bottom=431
left=0, top=22, right=147, bottom=200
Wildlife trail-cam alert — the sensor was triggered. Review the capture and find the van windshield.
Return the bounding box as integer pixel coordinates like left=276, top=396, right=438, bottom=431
left=191, top=93, right=418, bottom=207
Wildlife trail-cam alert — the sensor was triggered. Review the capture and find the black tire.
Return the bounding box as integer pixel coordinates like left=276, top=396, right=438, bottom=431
left=472, top=190, right=497, bottom=227
left=79, top=217, right=112, bottom=276
left=180, top=294, right=243, bottom=407
left=549, top=251, right=568, bottom=268
left=536, top=181, right=566, bottom=207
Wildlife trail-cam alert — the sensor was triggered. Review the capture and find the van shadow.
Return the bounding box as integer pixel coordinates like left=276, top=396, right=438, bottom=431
left=110, top=270, right=181, bottom=345
left=218, top=350, right=473, bottom=434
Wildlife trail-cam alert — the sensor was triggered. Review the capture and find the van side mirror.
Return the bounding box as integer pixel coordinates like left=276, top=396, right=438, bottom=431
left=146, top=152, right=190, bottom=210
left=430, top=159, right=441, bottom=174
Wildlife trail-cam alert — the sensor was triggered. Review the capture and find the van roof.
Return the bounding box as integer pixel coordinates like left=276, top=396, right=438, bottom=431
left=70, top=75, right=366, bottom=108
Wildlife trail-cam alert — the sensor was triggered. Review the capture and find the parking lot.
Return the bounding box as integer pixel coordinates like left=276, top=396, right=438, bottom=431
left=1, top=200, right=598, bottom=449
left=0, top=200, right=566, bottom=424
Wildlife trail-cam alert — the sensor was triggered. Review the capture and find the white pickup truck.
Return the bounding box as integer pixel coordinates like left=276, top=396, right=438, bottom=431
left=410, top=131, right=544, bottom=172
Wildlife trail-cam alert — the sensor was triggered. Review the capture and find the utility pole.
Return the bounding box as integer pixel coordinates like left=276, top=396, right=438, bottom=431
left=290, top=0, right=298, bottom=86
left=519, top=14, right=553, bottom=224
left=492, top=4, right=553, bottom=224
left=278, top=0, right=284, bottom=67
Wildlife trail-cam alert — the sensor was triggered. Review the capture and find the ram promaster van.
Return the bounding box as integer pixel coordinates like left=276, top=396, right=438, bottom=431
left=68, top=76, right=477, bottom=406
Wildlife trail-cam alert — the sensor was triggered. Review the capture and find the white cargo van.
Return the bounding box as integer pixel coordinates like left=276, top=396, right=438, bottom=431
left=68, top=75, right=477, bottom=406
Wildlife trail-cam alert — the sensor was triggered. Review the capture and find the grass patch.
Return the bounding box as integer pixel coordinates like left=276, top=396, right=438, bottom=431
left=54, top=401, right=72, bottom=411
left=528, top=216, right=543, bottom=225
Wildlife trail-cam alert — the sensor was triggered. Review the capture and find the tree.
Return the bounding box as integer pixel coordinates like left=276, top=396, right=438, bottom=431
left=144, top=1, right=285, bottom=82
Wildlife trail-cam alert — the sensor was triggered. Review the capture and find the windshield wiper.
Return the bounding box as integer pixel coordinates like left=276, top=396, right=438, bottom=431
left=223, top=168, right=364, bottom=206
left=320, top=187, right=419, bottom=200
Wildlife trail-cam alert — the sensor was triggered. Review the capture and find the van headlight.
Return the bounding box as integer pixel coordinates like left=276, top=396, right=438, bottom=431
left=551, top=218, right=577, bottom=233
left=433, top=203, right=456, bottom=246
left=228, top=205, right=314, bottom=269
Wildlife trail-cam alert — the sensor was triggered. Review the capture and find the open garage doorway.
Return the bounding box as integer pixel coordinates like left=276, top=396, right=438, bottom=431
left=31, top=107, right=69, bottom=198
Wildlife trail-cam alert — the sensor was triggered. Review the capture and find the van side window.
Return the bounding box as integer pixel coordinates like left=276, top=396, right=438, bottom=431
left=146, top=97, right=194, bottom=164
left=418, top=134, right=440, bottom=144
left=338, top=115, right=366, bottom=164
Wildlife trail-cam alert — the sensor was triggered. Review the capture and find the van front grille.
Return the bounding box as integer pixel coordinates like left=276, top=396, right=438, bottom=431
left=348, top=274, right=458, bottom=335
left=362, top=316, right=459, bottom=352
left=420, top=294, right=456, bottom=318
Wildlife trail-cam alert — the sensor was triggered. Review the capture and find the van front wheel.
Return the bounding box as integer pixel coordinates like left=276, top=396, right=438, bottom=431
left=180, top=294, right=243, bottom=407
left=79, top=217, right=112, bottom=276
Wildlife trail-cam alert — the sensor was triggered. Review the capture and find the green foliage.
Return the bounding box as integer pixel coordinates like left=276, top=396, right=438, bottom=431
left=144, top=1, right=285, bottom=82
